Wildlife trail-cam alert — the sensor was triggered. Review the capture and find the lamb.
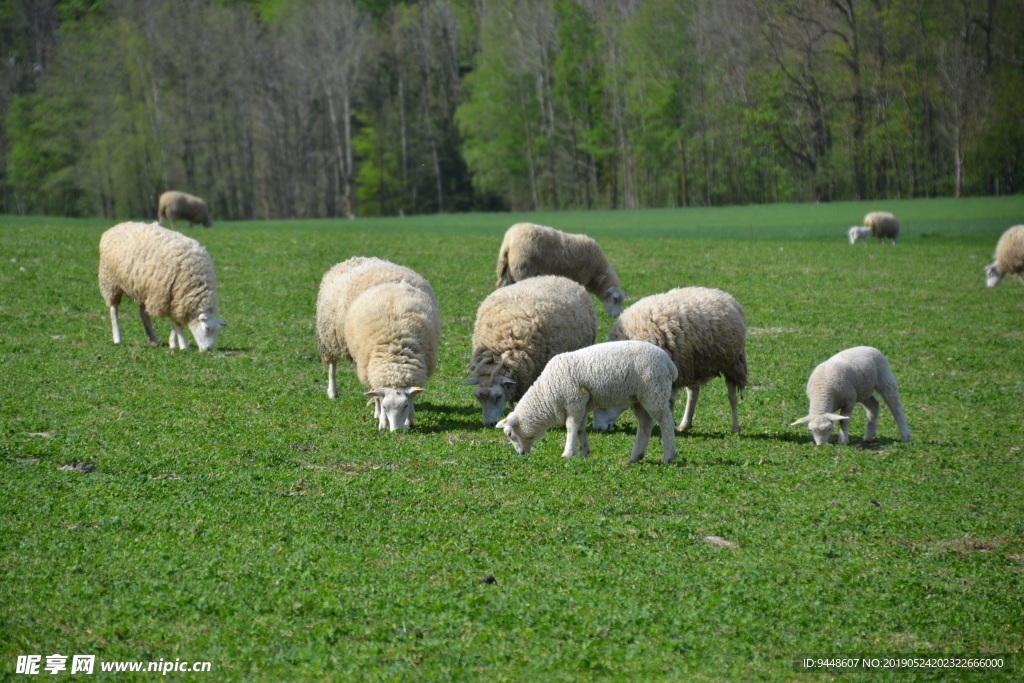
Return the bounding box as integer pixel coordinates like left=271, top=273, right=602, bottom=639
left=496, top=341, right=679, bottom=464
left=984, top=225, right=1024, bottom=288
left=848, top=226, right=871, bottom=245
left=863, top=211, right=899, bottom=245
left=495, top=222, right=626, bottom=317
left=315, top=257, right=439, bottom=431
left=465, top=276, right=597, bottom=426
left=791, top=346, right=911, bottom=445
left=592, top=287, right=747, bottom=435
left=158, top=191, right=212, bottom=229
left=98, top=221, right=224, bottom=351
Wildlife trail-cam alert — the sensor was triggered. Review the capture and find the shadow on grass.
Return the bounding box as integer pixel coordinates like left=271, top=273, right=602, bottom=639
left=592, top=423, right=811, bottom=445
left=417, top=401, right=487, bottom=433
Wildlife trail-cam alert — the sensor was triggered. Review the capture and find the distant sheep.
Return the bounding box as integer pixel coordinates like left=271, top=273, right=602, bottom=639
left=863, top=211, right=899, bottom=245
left=593, top=287, right=747, bottom=435
left=158, top=191, right=211, bottom=229
left=848, top=226, right=871, bottom=245
left=98, top=221, right=224, bottom=351
left=316, top=257, right=439, bottom=431
left=984, top=225, right=1024, bottom=288
left=497, top=341, right=678, bottom=464
left=496, top=222, right=625, bottom=317
left=466, top=275, right=597, bottom=426
left=791, top=346, right=911, bottom=445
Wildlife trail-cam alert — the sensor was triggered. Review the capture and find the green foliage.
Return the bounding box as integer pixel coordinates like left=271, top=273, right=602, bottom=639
left=5, top=93, right=83, bottom=214
left=455, top=15, right=534, bottom=209
left=4, top=1, right=1024, bottom=219
left=353, top=114, right=402, bottom=216
left=2, top=199, right=1024, bottom=679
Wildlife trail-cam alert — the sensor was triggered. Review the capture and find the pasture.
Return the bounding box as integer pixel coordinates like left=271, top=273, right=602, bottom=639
left=2, top=197, right=1023, bottom=680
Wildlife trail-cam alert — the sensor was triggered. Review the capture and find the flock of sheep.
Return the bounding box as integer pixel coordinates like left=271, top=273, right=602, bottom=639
left=97, top=197, right=1024, bottom=462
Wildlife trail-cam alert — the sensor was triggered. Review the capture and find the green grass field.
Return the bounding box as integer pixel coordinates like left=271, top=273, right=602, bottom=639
left=2, top=197, right=1023, bottom=680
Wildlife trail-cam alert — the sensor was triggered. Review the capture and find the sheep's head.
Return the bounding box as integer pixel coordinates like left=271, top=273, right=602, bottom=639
left=188, top=312, right=225, bottom=352
left=600, top=286, right=626, bottom=318
left=592, top=407, right=626, bottom=432
left=496, top=413, right=535, bottom=455
left=464, top=375, right=515, bottom=426
left=985, top=263, right=1004, bottom=288
left=791, top=413, right=848, bottom=445
left=365, top=387, right=423, bottom=431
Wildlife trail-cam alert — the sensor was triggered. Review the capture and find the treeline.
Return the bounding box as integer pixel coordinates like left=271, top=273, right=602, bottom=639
left=1, top=0, right=1022, bottom=219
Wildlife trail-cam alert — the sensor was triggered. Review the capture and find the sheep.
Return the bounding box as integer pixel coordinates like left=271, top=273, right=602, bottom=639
left=315, top=257, right=439, bottom=431
left=495, top=222, right=626, bottom=317
left=465, top=275, right=597, bottom=426
left=984, top=225, right=1024, bottom=288
left=592, top=287, right=747, bottom=436
left=158, top=191, right=212, bottom=229
left=863, top=211, right=899, bottom=245
left=98, top=221, right=224, bottom=351
left=496, top=340, right=679, bottom=464
left=791, top=345, right=911, bottom=445
left=848, top=226, right=871, bottom=245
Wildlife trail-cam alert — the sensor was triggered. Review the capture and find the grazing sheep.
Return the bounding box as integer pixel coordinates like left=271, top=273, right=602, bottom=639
left=863, top=211, right=899, bottom=245
left=98, top=221, right=224, bottom=351
left=466, top=276, right=597, bottom=426
left=496, top=341, right=679, bottom=464
left=592, top=287, right=747, bottom=435
left=158, top=191, right=212, bottom=229
left=848, top=226, right=871, bottom=245
left=495, top=222, right=626, bottom=317
left=316, top=257, right=439, bottom=431
left=791, top=346, right=911, bottom=445
left=984, top=225, right=1024, bottom=288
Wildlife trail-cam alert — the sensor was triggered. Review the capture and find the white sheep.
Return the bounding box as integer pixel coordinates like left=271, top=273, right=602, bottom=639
left=496, top=341, right=679, bottom=464
left=316, top=257, right=439, bottom=431
left=791, top=346, right=911, bottom=445
left=984, top=225, right=1024, bottom=288
left=592, top=287, right=747, bottom=435
left=863, top=211, right=899, bottom=245
left=466, top=275, right=597, bottom=426
left=98, top=221, right=224, bottom=351
left=158, top=191, right=212, bottom=229
left=495, top=222, right=626, bottom=317
left=848, top=226, right=871, bottom=245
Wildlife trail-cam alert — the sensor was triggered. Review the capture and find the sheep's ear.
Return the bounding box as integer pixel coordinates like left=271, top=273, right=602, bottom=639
left=499, top=376, right=515, bottom=386
left=495, top=419, right=506, bottom=429
left=826, top=413, right=849, bottom=423
left=407, top=386, right=424, bottom=396
left=364, top=388, right=386, bottom=398
left=791, top=416, right=812, bottom=426
left=463, top=377, right=480, bottom=385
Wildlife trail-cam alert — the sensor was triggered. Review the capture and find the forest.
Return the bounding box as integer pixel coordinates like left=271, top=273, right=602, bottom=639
left=1, top=0, right=1022, bottom=220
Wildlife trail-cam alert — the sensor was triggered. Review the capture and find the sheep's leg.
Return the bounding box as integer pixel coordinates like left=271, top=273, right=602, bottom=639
left=109, top=305, right=122, bottom=344
left=327, top=362, right=338, bottom=399
left=377, top=402, right=388, bottom=431
left=577, top=419, right=590, bottom=459
left=629, top=404, right=653, bottom=463
left=169, top=324, right=189, bottom=351
left=406, top=401, right=415, bottom=429
left=861, top=396, right=880, bottom=442
left=139, top=305, right=159, bottom=346
left=648, top=401, right=678, bottom=464
left=678, top=386, right=699, bottom=432
left=727, top=380, right=741, bottom=434
left=879, top=386, right=912, bottom=442
left=838, top=404, right=854, bottom=444
left=562, top=413, right=584, bottom=458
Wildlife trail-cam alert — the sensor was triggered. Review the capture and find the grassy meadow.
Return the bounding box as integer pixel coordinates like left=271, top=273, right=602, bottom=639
left=2, top=197, right=1023, bottom=680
